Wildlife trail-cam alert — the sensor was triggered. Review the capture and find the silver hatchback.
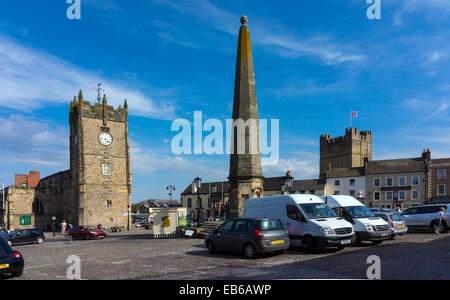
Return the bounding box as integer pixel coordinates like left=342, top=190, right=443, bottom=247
left=372, top=210, right=408, bottom=239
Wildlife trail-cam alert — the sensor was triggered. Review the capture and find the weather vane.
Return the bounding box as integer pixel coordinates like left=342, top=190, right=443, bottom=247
left=96, top=83, right=104, bottom=104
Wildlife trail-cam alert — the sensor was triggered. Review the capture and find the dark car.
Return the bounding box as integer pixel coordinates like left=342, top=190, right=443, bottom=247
left=4, top=228, right=45, bottom=246
left=67, top=226, right=107, bottom=240
left=0, top=236, right=24, bottom=278
left=205, top=218, right=290, bottom=259
left=0, top=228, right=8, bottom=239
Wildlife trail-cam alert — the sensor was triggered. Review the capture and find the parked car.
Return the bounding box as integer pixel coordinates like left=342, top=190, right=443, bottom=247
left=244, top=195, right=356, bottom=252
left=67, top=226, right=107, bottom=240
left=371, top=209, right=408, bottom=239
left=0, top=237, right=24, bottom=278
left=322, top=195, right=391, bottom=245
left=3, top=228, right=45, bottom=246
left=401, top=204, right=449, bottom=233
left=205, top=218, right=290, bottom=259
left=0, top=228, right=8, bottom=239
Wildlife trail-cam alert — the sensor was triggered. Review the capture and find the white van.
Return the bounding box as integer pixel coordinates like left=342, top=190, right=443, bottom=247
left=321, top=195, right=391, bottom=245
left=243, top=195, right=356, bottom=252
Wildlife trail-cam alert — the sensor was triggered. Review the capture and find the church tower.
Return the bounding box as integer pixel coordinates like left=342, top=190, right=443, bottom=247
left=228, top=16, right=264, bottom=218
left=69, top=90, right=132, bottom=227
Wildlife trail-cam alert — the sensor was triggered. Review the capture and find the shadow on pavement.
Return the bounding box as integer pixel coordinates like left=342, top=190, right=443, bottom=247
left=181, top=234, right=450, bottom=280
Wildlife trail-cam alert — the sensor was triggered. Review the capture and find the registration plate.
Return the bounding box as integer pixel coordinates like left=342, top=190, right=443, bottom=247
left=271, top=240, right=284, bottom=245
left=0, top=264, right=9, bottom=269
left=381, top=233, right=390, bottom=237
left=341, top=240, right=351, bottom=245
left=397, top=224, right=404, bottom=228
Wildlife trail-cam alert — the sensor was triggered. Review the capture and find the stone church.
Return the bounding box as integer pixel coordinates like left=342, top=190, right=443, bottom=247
left=1, top=91, right=132, bottom=230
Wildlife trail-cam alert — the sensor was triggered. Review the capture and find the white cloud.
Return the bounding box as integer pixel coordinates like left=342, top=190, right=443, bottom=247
left=155, top=0, right=364, bottom=65
left=263, top=157, right=318, bottom=179
left=0, top=114, right=69, bottom=167
left=0, top=34, right=176, bottom=120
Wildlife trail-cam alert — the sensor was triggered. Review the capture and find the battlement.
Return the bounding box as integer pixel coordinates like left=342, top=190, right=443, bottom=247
left=320, top=128, right=372, bottom=146
left=69, top=90, right=128, bottom=123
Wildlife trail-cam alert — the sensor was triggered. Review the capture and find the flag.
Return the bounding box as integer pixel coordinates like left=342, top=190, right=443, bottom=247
left=351, top=111, right=358, bottom=118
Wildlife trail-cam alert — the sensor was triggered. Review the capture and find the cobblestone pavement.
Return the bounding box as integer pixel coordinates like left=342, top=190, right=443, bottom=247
left=4, top=231, right=449, bottom=280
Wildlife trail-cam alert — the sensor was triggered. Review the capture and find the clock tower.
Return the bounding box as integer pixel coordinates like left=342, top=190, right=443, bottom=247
left=69, top=90, right=132, bottom=228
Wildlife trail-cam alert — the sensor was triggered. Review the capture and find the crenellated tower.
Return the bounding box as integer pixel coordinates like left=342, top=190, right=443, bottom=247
left=320, top=128, right=372, bottom=177
left=68, top=90, right=131, bottom=227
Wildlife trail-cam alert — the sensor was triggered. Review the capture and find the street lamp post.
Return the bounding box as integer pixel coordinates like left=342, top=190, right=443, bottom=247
left=127, top=204, right=130, bottom=231
left=193, top=177, right=202, bottom=224
left=166, top=185, right=176, bottom=201
left=284, top=171, right=294, bottom=194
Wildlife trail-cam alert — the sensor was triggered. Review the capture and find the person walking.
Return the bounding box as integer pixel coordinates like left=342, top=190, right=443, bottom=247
left=396, top=205, right=402, bottom=214
left=435, top=207, right=446, bottom=235
left=61, top=220, right=67, bottom=234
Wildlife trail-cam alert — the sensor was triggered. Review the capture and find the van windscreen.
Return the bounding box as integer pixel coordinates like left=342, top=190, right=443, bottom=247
left=300, top=203, right=337, bottom=219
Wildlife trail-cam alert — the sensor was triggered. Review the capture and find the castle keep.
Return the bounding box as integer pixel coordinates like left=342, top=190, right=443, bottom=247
left=1, top=91, right=132, bottom=230
left=320, top=128, right=372, bottom=177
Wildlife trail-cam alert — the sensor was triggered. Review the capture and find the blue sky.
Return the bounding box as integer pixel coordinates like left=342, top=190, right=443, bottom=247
left=0, top=0, right=449, bottom=202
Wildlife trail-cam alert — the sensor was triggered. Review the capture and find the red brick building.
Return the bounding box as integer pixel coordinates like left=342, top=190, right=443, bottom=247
left=14, top=171, right=40, bottom=188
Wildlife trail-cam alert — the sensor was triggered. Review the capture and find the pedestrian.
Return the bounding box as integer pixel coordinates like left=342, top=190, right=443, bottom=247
left=396, top=205, right=402, bottom=214
left=61, top=219, right=67, bottom=234
left=435, top=207, right=446, bottom=235
left=97, top=223, right=102, bottom=230
left=51, top=222, right=56, bottom=237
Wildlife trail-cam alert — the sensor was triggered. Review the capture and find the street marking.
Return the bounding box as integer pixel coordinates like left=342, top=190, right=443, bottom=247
left=112, top=260, right=131, bottom=265
left=25, top=264, right=55, bottom=269
left=36, top=273, right=48, bottom=276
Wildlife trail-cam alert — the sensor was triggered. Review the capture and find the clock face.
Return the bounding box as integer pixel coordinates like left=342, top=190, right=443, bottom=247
left=98, top=132, right=113, bottom=146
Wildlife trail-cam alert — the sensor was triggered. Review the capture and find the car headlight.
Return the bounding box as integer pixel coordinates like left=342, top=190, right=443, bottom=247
left=320, top=226, right=334, bottom=236
left=364, top=224, right=374, bottom=231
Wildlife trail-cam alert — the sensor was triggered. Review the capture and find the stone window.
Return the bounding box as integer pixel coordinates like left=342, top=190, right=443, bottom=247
left=386, top=178, right=393, bottom=187
left=187, top=198, right=192, bottom=208
left=412, top=176, right=419, bottom=186
left=438, top=184, right=445, bottom=196
left=398, top=177, right=406, bottom=186
left=349, top=179, right=355, bottom=186
left=373, top=191, right=380, bottom=201
left=399, top=191, right=406, bottom=200
left=411, top=190, right=419, bottom=201
left=374, top=178, right=381, bottom=187
left=334, top=190, right=340, bottom=195
left=349, top=190, right=356, bottom=197
left=102, top=164, right=111, bottom=176
left=334, top=180, right=340, bottom=186
left=386, top=191, right=393, bottom=201
left=107, top=200, right=113, bottom=208
left=438, top=169, right=446, bottom=179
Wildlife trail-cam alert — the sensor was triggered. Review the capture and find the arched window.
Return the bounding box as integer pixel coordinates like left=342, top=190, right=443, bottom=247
left=32, top=198, right=44, bottom=214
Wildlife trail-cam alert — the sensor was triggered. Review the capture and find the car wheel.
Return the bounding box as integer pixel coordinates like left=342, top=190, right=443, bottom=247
left=389, top=234, right=396, bottom=240
left=304, top=236, right=315, bottom=253
left=431, top=221, right=447, bottom=233
left=84, top=234, right=90, bottom=240
left=337, top=245, right=345, bottom=250
left=275, top=250, right=286, bottom=255
left=353, top=234, right=362, bottom=246
left=207, top=241, right=215, bottom=254
left=244, top=243, right=257, bottom=259
left=372, top=240, right=383, bottom=245
left=36, top=237, right=44, bottom=244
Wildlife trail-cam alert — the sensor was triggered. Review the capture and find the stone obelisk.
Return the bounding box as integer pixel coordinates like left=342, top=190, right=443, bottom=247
left=228, top=16, right=264, bottom=219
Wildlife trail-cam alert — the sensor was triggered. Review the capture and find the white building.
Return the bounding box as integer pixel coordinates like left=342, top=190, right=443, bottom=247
left=324, top=167, right=365, bottom=201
